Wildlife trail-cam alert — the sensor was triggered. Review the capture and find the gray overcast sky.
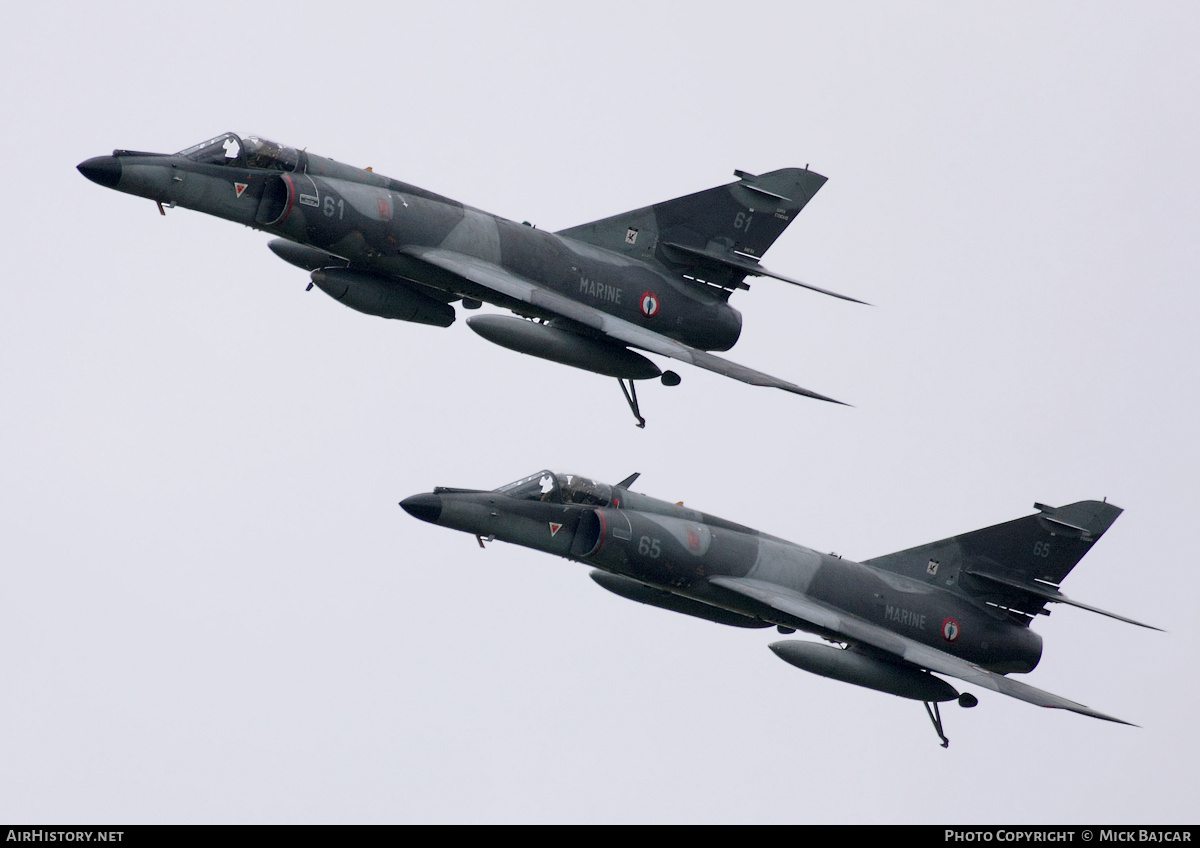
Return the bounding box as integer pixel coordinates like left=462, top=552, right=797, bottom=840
left=2, top=1, right=1197, bottom=824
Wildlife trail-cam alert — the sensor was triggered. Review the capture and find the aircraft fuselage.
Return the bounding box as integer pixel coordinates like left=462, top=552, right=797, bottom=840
left=79, top=143, right=743, bottom=352
left=400, top=484, right=1044, bottom=676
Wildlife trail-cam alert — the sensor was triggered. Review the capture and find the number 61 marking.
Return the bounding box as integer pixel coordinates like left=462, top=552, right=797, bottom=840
left=322, top=195, right=345, bottom=219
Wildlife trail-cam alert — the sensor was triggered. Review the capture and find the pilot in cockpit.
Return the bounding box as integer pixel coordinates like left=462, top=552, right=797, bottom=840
left=177, top=133, right=300, bottom=173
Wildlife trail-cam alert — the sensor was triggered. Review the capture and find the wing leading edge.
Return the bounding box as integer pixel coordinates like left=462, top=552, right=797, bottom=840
left=708, top=576, right=1133, bottom=725
left=404, top=247, right=846, bottom=405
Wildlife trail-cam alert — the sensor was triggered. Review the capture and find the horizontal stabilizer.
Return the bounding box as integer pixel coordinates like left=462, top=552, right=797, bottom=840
left=965, top=568, right=1162, bottom=631
left=661, top=241, right=869, bottom=305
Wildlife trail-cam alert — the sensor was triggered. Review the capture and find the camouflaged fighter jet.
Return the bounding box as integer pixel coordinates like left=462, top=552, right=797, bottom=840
left=401, top=471, right=1158, bottom=747
left=78, top=133, right=864, bottom=426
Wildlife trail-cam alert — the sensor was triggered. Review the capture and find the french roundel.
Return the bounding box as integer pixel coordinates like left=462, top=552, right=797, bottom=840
left=942, top=617, right=960, bottom=642
left=640, top=291, right=660, bottom=318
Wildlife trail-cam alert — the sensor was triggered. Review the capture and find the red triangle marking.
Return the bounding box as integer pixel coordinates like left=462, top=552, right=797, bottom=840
left=549, top=523, right=562, bottom=537
left=234, top=182, right=248, bottom=198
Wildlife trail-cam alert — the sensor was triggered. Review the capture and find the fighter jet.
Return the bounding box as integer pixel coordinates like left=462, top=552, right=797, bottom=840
left=78, top=133, right=863, bottom=426
left=401, top=470, right=1157, bottom=746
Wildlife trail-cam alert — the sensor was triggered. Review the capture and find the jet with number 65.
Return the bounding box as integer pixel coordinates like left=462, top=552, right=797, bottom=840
left=401, top=470, right=1158, bottom=746
left=78, top=132, right=865, bottom=426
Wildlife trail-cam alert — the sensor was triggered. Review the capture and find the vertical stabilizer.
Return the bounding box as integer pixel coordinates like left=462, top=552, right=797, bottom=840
left=865, top=501, right=1133, bottom=625
left=558, top=168, right=827, bottom=290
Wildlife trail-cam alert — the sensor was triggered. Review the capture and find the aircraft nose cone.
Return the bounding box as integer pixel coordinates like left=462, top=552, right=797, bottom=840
left=77, top=156, right=122, bottom=188
left=400, top=493, right=442, bottom=524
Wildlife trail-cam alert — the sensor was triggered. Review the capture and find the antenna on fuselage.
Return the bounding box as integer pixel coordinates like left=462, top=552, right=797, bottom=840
left=615, top=472, right=640, bottom=490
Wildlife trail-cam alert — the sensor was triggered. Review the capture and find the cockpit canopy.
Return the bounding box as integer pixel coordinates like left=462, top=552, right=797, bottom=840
left=177, top=132, right=300, bottom=172
left=496, top=470, right=613, bottom=507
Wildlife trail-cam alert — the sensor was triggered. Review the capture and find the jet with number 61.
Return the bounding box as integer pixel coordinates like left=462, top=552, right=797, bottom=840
left=78, top=132, right=865, bottom=426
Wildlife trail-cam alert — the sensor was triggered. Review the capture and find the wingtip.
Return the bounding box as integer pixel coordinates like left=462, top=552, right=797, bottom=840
left=1044, top=703, right=1138, bottom=726
left=1127, top=617, right=1166, bottom=633
left=801, top=389, right=853, bottom=407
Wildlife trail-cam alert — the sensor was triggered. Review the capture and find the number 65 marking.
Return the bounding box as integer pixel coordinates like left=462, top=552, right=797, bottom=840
left=1033, top=541, right=1052, bottom=557
left=638, top=536, right=661, bottom=558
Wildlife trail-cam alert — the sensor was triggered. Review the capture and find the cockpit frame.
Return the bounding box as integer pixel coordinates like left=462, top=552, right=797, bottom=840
left=178, top=132, right=301, bottom=173
left=496, top=470, right=613, bottom=507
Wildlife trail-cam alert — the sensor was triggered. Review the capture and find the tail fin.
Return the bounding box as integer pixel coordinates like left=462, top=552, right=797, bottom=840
left=558, top=168, right=827, bottom=292
left=866, top=501, right=1157, bottom=629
